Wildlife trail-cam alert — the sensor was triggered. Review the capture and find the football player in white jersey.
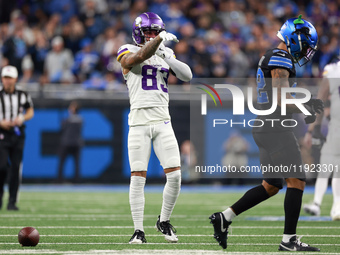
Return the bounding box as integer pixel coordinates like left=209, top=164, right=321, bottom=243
left=117, top=12, right=192, bottom=243
left=303, top=60, right=340, bottom=220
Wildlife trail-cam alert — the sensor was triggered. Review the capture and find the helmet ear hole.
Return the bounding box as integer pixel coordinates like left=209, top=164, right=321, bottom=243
left=291, top=38, right=297, bottom=45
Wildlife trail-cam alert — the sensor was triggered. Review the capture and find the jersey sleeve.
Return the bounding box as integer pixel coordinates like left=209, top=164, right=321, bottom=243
left=266, top=51, right=294, bottom=71
left=164, top=46, right=176, bottom=58
left=322, top=63, right=334, bottom=78
left=23, top=92, right=33, bottom=109
left=117, top=44, right=140, bottom=62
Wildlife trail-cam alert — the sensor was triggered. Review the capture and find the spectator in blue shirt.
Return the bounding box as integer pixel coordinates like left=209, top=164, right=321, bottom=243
left=72, top=38, right=100, bottom=82
left=79, top=0, right=107, bottom=39
left=2, top=27, right=28, bottom=75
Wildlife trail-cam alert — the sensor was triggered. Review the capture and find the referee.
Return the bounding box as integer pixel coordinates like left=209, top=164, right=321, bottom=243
left=0, top=65, right=34, bottom=211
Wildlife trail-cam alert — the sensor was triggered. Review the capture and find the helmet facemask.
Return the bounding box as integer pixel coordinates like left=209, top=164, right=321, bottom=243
left=297, top=41, right=317, bottom=66
left=142, top=26, right=164, bottom=43
left=291, top=27, right=317, bottom=66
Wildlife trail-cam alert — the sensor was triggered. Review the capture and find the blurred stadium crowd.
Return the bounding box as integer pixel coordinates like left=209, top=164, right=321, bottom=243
left=0, top=0, right=339, bottom=88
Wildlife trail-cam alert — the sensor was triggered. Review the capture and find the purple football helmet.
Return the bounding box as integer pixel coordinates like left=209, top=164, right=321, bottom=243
left=132, top=12, right=165, bottom=45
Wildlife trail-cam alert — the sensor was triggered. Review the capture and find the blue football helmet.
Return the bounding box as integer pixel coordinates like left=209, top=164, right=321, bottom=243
left=277, top=15, right=318, bottom=66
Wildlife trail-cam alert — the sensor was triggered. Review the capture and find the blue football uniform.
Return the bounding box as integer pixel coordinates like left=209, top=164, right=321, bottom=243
left=253, top=48, right=296, bottom=133
left=252, top=48, right=304, bottom=188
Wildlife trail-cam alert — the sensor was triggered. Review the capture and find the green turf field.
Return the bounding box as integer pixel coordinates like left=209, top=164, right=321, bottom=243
left=0, top=188, right=339, bottom=254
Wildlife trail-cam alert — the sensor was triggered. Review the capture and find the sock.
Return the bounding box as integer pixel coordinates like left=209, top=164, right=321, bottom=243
left=231, top=185, right=270, bottom=215
left=282, top=234, right=296, bottom=243
left=284, top=188, right=303, bottom=234
left=313, top=178, right=328, bottom=206
left=222, top=208, right=236, bottom=222
left=129, top=176, right=146, bottom=232
left=160, top=170, right=181, bottom=222
left=332, top=177, right=340, bottom=204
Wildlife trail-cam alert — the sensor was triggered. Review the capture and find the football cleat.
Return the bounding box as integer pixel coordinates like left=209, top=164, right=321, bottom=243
left=7, top=203, right=19, bottom=211
left=303, top=203, right=320, bottom=216
left=155, top=215, right=178, bottom=243
left=331, top=202, right=340, bottom=221
left=128, top=230, right=147, bottom=244
left=209, top=212, right=231, bottom=249
left=278, top=235, right=320, bottom=251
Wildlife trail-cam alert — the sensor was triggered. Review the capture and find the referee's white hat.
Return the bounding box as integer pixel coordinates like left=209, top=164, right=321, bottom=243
left=1, top=65, right=18, bottom=79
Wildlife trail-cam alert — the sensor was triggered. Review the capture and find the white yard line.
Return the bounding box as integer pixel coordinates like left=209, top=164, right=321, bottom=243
left=1, top=242, right=339, bottom=246
left=0, top=249, right=337, bottom=255
left=0, top=214, right=193, bottom=218
left=0, top=214, right=335, bottom=221
left=0, top=226, right=340, bottom=229
left=1, top=234, right=340, bottom=237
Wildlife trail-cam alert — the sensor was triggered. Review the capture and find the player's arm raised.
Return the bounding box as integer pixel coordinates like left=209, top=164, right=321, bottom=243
left=155, top=42, right=192, bottom=82
left=119, top=31, right=180, bottom=72
left=120, top=37, right=163, bottom=69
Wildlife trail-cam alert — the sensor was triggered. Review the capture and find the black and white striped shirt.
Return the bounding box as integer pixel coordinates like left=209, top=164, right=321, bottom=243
left=0, top=89, right=33, bottom=122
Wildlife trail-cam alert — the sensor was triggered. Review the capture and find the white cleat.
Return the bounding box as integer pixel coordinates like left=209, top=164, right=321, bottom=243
left=129, top=230, right=147, bottom=244
left=161, top=229, right=178, bottom=243
left=303, top=203, right=320, bottom=216
left=155, top=215, right=178, bottom=243
left=331, top=203, right=340, bottom=221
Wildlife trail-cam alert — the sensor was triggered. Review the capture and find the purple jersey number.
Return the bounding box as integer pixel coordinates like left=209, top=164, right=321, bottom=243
left=141, top=65, right=169, bottom=92
left=160, top=68, right=169, bottom=92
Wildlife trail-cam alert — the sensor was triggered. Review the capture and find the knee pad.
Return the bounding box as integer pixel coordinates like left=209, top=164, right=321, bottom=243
left=130, top=161, right=147, bottom=172
left=167, top=170, right=181, bottom=185
left=164, top=156, right=181, bottom=169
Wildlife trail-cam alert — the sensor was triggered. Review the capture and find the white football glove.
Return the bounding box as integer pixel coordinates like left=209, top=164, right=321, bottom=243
left=158, top=31, right=179, bottom=43
left=156, top=43, right=175, bottom=60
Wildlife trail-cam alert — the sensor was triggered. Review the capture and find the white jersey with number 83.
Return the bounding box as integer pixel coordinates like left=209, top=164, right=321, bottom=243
left=117, top=44, right=171, bottom=126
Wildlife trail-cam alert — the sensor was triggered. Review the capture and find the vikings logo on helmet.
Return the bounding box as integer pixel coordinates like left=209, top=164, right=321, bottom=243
left=132, top=12, right=165, bottom=46
left=135, top=17, right=142, bottom=26
left=277, top=15, right=318, bottom=66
